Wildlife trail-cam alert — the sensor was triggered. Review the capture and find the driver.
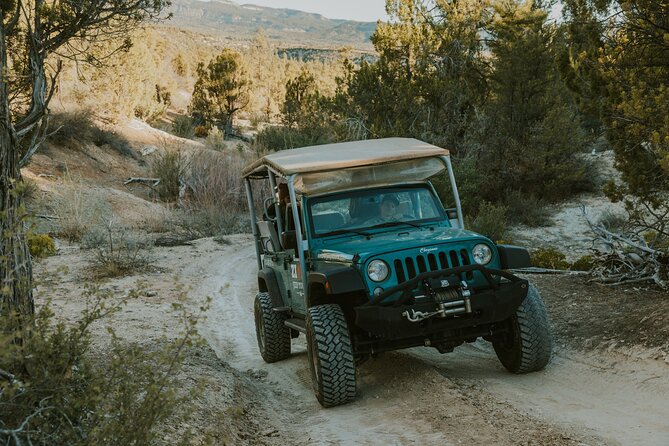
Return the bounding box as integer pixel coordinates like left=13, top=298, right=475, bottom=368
left=379, top=195, right=400, bottom=221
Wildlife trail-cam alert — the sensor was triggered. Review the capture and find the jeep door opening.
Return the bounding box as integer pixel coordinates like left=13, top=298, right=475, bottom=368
left=241, top=138, right=552, bottom=407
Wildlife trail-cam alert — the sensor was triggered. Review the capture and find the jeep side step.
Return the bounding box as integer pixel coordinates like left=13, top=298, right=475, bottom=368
left=284, top=318, right=306, bottom=333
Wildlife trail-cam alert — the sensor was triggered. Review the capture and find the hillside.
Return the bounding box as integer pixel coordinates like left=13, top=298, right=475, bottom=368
left=169, top=0, right=377, bottom=50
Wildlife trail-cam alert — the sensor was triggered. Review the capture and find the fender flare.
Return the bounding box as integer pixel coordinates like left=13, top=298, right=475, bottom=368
left=308, top=265, right=366, bottom=295
left=497, top=245, right=532, bottom=269
left=258, top=267, right=284, bottom=308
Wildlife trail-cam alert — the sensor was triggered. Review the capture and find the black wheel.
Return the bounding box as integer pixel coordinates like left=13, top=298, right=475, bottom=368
left=306, top=304, right=357, bottom=407
left=493, top=283, right=552, bottom=373
left=254, top=292, right=291, bottom=363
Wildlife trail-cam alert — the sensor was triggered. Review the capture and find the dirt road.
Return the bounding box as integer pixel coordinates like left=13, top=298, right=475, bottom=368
left=188, top=236, right=669, bottom=445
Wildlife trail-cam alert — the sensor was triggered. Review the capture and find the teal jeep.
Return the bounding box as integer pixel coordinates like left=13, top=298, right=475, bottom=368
left=242, top=138, right=552, bottom=407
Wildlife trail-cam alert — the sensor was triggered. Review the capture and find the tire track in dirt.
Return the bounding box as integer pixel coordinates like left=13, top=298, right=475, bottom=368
left=192, top=239, right=449, bottom=445
left=189, top=236, right=668, bottom=445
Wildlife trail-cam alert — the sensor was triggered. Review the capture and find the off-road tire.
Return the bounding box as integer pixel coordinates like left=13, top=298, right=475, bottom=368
left=493, top=283, right=552, bottom=373
left=306, top=304, right=357, bottom=407
left=254, top=292, right=291, bottom=363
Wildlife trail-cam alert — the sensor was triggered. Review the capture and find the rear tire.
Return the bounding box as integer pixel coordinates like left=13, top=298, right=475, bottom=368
left=306, top=304, right=357, bottom=407
left=254, top=292, right=291, bottom=363
left=493, top=283, right=552, bottom=373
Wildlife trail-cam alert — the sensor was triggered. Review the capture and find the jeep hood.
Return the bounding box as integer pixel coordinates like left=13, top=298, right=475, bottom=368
left=313, top=226, right=489, bottom=264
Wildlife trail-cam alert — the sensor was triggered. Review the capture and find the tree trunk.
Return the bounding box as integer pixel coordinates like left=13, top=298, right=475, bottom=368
left=0, top=18, right=34, bottom=331
left=0, top=129, right=34, bottom=328
left=224, top=115, right=233, bottom=138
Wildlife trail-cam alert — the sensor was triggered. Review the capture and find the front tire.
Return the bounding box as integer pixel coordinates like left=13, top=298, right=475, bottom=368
left=254, top=292, right=291, bottom=363
left=306, top=304, right=357, bottom=407
left=493, top=283, right=552, bottom=373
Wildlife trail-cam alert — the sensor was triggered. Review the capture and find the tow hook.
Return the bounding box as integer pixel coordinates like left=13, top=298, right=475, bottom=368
left=402, top=281, right=472, bottom=323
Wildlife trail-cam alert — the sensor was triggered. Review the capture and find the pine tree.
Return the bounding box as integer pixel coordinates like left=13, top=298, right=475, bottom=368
left=190, top=49, right=250, bottom=136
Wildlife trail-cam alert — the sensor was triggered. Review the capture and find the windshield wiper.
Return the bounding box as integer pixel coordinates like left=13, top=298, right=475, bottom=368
left=367, top=221, right=421, bottom=230
left=321, top=228, right=371, bottom=237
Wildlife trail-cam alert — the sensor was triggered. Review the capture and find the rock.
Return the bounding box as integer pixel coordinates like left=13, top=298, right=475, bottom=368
left=141, top=145, right=158, bottom=156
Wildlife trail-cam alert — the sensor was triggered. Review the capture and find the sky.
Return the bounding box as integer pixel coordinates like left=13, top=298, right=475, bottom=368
left=241, top=0, right=390, bottom=22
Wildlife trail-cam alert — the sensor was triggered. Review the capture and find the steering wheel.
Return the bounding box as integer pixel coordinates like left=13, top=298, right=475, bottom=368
left=263, top=196, right=277, bottom=221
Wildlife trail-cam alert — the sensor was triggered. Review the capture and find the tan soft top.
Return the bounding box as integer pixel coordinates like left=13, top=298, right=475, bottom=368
left=242, top=137, right=450, bottom=178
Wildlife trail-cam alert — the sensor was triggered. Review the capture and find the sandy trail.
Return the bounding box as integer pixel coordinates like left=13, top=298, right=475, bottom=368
left=190, top=236, right=669, bottom=445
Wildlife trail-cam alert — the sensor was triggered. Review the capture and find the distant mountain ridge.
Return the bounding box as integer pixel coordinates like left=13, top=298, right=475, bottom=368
left=168, top=0, right=377, bottom=50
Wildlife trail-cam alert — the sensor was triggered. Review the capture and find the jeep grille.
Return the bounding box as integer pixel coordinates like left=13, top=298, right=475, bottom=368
left=393, top=249, right=473, bottom=283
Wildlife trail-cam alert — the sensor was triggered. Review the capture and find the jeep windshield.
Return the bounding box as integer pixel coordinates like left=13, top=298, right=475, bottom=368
left=308, top=185, right=446, bottom=237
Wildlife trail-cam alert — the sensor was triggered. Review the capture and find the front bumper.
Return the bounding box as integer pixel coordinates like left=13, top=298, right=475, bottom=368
left=354, top=265, right=528, bottom=340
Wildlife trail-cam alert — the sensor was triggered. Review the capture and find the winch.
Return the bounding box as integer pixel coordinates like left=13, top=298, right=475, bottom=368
left=402, top=279, right=472, bottom=323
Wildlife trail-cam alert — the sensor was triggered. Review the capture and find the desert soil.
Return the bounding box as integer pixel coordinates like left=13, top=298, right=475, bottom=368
left=36, top=235, right=669, bottom=446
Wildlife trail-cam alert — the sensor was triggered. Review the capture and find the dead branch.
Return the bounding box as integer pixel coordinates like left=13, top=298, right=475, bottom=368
left=0, top=399, right=53, bottom=446
left=509, top=267, right=588, bottom=275
left=581, top=206, right=667, bottom=290
left=124, top=177, right=160, bottom=187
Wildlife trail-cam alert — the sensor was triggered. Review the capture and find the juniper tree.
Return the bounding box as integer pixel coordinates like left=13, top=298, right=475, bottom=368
left=0, top=0, right=169, bottom=334
left=189, top=49, right=250, bottom=136
left=562, top=0, right=669, bottom=237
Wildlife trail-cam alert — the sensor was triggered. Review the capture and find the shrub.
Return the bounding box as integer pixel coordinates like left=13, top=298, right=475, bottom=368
left=194, top=125, right=209, bottom=137
left=52, top=181, right=111, bottom=242
left=0, top=285, right=205, bottom=446
left=27, top=233, right=57, bottom=258
left=172, top=115, right=195, bottom=139
left=468, top=201, right=508, bottom=241
left=91, top=126, right=136, bottom=159
left=597, top=210, right=627, bottom=232
left=17, top=177, right=40, bottom=204
left=48, top=110, right=97, bottom=145
left=152, top=147, right=189, bottom=202
left=180, top=207, right=250, bottom=237
left=205, top=127, right=227, bottom=151
left=84, top=220, right=153, bottom=278
left=571, top=255, right=594, bottom=271
left=249, top=111, right=266, bottom=129
left=503, top=190, right=551, bottom=227
left=531, top=246, right=571, bottom=270
left=253, top=125, right=332, bottom=153
left=186, top=149, right=251, bottom=211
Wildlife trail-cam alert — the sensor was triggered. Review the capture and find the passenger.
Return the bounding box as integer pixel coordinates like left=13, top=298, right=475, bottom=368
left=380, top=195, right=400, bottom=221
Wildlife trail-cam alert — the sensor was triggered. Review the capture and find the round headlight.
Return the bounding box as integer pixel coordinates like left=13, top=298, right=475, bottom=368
left=367, top=260, right=389, bottom=282
left=472, top=244, right=493, bottom=265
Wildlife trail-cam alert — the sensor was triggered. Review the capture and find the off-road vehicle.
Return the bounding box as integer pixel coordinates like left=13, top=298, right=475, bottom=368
left=242, top=138, right=552, bottom=407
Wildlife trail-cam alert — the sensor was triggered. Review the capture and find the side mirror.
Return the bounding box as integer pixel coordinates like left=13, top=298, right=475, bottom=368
left=446, top=208, right=461, bottom=229
left=281, top=231, right=297, bottom=251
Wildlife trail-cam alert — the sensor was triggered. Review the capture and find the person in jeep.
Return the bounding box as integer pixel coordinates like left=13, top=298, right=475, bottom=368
left=242, top=137, right=552, bottom=408
left=380, top=195, right=400, bottom=220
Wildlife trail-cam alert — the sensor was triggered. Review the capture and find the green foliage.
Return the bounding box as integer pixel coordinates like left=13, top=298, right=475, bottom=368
left=282, top=68, right=321, bottom=128
left=27, top=233, right=56, bottom=258
left=205, top=127, right=227, bottom=151
left=562, top=0, right=669, bottom=230
left=502, top=190, right=551, bottom=227
left=571, top=255, right=594, bottom=271
left=333, top=0, right=489, bottom=145
left=253, top=125, right=334, bottom=152
left=531, top=246, right=571, bottom=270
left=470, top=0, right=594, bottom=203
left=152, top=148, right=190, bottom=202
left=190, top=49, right=250, bottom=135
left=468, top=201, right=508, bottom=242
left=172, top=115, right=195, bottom=139
left=0, top=284, right=204, bottom=446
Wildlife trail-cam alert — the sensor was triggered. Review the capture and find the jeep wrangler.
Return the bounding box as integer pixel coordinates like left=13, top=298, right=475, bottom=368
left=242, top=138, right=552, bottom=407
